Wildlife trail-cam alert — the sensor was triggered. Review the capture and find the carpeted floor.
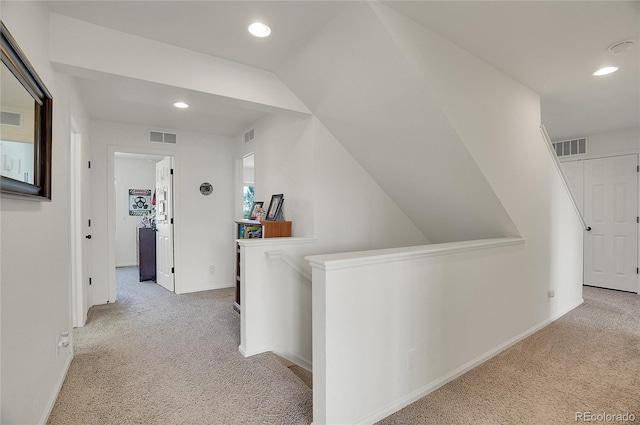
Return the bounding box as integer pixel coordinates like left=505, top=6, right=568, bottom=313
left=380, top=286, right=640, bottom=424
left=48, top=269, right=639, bottom=425
left=47, top=267, right=312, bottom=425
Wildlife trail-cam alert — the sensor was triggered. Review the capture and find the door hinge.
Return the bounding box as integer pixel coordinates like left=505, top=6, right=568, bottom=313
left=637, top=268, right=639, bottom=274
left=171, top=267, right=175, bottom=274
left=88, top=219, right=91, bottom=227
left=89, top=277, right=92, bottom=286
left=88, top=161, right=91, bottom=169
left=637, top=217, right=639, bottom=224
left=637, top=165, right=639, bottom=172
left=171, top=218, right=174, bottom=224
left=170, top=168, right=174, bottom=175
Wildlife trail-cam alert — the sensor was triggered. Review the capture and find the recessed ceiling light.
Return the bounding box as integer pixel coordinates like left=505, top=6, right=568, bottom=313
left=608, top=40, right=635, bottom=55
left=248, top=22, right=271, bottom=38
left=593, top=67, right=618, bottom=76
left=173, top=102, right=189, bottom=109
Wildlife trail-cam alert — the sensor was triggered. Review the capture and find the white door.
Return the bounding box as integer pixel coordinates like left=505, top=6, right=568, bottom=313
left=155, top=157, right=175, bottom=292
left=561, top=160, right=585, bottom=216
left=584, top=154, right=638, bottom=293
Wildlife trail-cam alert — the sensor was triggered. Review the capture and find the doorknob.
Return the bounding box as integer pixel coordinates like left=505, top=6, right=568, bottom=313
left=585, top=227, right=591, bottom=232
left=85, top=235, right=92, bottom=239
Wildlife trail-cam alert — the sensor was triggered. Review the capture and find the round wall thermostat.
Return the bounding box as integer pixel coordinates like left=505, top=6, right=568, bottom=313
left=199, top=182, right=213, bottom=195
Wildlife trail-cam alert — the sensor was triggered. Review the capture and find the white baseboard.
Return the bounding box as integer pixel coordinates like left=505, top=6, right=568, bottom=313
left=272, top=349, right=312, bottom=372
left=176, top=283, right=234, bottom=295
left=39, top=353, right=73, bottom=424
left=239, top=344, right=276, bottom=358
left=356, top=298, right=585, bottom=425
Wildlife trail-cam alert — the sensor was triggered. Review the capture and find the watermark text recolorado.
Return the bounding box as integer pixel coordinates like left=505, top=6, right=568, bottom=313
left=575, top=412, right=636, bottom=422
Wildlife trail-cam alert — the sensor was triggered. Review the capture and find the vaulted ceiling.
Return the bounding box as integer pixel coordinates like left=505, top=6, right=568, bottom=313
left=46, top=1, right=639, bottom=141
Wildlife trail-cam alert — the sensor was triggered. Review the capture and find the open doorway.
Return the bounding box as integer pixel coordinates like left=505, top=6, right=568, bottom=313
left=113, top=151, right=174, bottom=296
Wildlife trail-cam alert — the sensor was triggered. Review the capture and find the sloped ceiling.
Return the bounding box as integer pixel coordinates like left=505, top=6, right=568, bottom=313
left=46, top=1, right=639, bottom=141
left=277, top=3, right=518, bottom=243
left=384, top=1, right=640, bottom=141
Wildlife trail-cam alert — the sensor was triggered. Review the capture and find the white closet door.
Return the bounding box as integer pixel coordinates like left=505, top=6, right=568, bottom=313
left=584, top=154, right=638, bottom=293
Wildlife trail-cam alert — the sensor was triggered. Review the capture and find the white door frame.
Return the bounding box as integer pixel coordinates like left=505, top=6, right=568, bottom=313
left=70, top=119, right=87, bottom=327
left=107, top=145, right=180, bottom=300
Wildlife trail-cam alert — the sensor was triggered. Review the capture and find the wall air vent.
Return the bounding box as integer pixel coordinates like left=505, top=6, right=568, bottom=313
left=149, top=130, right=177, bottom=144
left=1, top=110, right=22, bottom=127
left=552, top=137, right=587, bottom=157
left=244, top=128, right=255, bottom=143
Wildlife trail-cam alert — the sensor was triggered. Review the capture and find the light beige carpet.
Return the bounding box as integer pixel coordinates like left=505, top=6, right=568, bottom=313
left=47, top=267, right=312, bottom=425
left=379, top=286, right=640, bottom=424
left=49, top=269, right=639, bottom=425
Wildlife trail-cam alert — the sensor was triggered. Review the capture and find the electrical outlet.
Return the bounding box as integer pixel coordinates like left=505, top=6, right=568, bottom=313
left=407, top=348, right=416, bottom=369
left=57, top=332, right=70, bottom=356
left=209, top=265, right=215, bottom=274
left=548, top=289, right=555, bottom=298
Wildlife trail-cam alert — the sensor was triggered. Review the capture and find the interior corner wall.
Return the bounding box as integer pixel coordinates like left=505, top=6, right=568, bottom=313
left=114, top=157, right=159, bottom=267
left=235, top=114, right=430, bottom=254
left=372, top=3, right=583, bottom=322
left=89, top=120, right=235, bottom=304
left=0, top=2, right=90, bottom=424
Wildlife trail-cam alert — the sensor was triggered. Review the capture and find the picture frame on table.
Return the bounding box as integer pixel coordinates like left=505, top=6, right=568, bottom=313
left=265, top=194, right=284, bottom=221
left=248, top=201, right=264, bottom=220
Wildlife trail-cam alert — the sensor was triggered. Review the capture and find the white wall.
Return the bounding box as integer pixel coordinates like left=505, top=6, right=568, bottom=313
left=374, top=2, right=583, bottom=318
left=307, top=237, right=582, bottom=424
left=239, top=238, right=316, bottom=368
left=89, top=120, right=235, bottom=304
left=234, top=113, right=431, bottom=366
left=277, top=2, right=518, bottom=244
left=583, top=127, right=639, bottom=156
left=237, top=4, right=583, bottom=423
left=0, top=2, right=90, bottom=423
left=114, top=157, right=159, bottom=267
left=236, top=114, right=431, bottom=253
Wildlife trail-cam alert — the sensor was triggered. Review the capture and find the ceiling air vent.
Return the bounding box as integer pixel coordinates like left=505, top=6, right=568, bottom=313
left=244, top=128, right=255, bottom=143
left=149, top=130, right=177, bottom=144
left=1, top=110, right=22, bottom=127
left=552, top=137, right=587, bottom=158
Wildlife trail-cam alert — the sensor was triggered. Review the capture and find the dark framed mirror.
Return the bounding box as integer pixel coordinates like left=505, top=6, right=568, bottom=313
left=1, top=22, right=53, bottom=200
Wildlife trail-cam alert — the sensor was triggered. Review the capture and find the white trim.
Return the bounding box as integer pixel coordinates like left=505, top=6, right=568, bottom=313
left=559, top=149, right=640, bottom=162
left=273, top=350, right=312, bottom=373
left=176, top=283, right=233, bottom=295
left=306, top=237, right=524, bottom=271
left=239, top=344, right=275, bottom=358
left=540, top=126, right=588, bottom=230
left=69, top=119, right=87, bottom=328
left=354, top=298, right=584, bottom=425
left=39, top=353, right=73, bottom=425
left=237, top=237, right=318, bottom=247
left=265, top=250, right=312, bottom=281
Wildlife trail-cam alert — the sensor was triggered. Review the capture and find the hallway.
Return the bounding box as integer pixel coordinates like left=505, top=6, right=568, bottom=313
left=47, top=267, right=312, bottom=425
